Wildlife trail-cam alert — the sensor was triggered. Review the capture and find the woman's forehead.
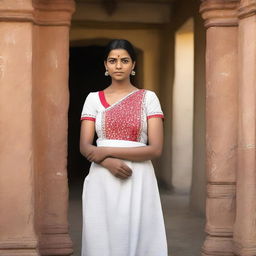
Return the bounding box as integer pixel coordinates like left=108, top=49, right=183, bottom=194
left=108, top=49, right=130, bottom=58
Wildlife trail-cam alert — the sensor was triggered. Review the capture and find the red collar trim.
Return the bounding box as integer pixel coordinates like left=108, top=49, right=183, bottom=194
left=99, top=90, right=110, bottom=108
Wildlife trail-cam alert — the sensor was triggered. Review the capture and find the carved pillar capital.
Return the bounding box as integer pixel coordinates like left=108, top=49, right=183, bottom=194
left=238, top=0, right=256, bottom=19
left=0, top=0, right=34, bottom=22
left=0, top=0, right=75, bottom=26
left=200, top=0, right=239, bottom=28
left=32, top=0, right=75, bottom=26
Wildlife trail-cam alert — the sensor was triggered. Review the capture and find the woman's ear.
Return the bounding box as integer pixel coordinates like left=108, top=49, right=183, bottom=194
left=104, top=60, right=107, bottom=70
left=132, top=61, right=136, bottom=70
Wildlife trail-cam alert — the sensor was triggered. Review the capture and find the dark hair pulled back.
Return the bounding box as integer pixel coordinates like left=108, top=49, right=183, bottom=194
left=104, top=39, right=136, bottom=63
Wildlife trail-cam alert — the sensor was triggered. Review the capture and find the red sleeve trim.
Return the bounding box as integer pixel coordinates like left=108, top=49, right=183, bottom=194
left=99, top=90, right=110, bottom=108
left=147, top=114, right=164, bottom=120
left=81, top=117, right=96, bottom=121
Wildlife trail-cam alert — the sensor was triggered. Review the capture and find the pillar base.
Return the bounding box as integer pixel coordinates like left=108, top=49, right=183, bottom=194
left=233, top=241, right=256, bottom=256
left=0, top=238, right=39, bottom=256
left=0, top=250, right=39, bottom=256
left=39, top=233, right=73, bottom=256
left=201, top=235, right=234, bottom=256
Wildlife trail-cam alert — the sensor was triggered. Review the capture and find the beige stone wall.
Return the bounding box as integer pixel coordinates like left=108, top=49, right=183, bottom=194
left=172, top=0, right=206, bottom=214
left=172, top=18, right=194, bottom=193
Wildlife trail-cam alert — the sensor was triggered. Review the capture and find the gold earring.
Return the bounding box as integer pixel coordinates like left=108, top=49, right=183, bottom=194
left=105, top=70, right=109, bottom=76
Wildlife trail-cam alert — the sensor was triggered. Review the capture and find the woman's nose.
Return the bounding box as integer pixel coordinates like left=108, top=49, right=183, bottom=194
left=116, top=60, right=122, bottom=68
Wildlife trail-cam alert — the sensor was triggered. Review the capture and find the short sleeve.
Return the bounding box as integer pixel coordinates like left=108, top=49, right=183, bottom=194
left=80, top=93, right=97, bottom=121
left=145, top=91, right=164, bottom=120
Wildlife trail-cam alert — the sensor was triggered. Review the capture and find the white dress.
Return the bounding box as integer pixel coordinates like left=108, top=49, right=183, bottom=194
left=80, top=89, right=168, bottom=256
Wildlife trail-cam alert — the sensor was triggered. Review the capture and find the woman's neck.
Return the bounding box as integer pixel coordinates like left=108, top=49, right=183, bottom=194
left=107, top=79, right=136, bottom=93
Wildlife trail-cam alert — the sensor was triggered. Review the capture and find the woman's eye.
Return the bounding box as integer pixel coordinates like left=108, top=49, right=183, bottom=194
left=108, top=59, right=129, bottom=64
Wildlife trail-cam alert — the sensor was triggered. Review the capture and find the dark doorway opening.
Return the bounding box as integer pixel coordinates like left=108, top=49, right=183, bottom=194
left=68, top=45, right=108, bottom=191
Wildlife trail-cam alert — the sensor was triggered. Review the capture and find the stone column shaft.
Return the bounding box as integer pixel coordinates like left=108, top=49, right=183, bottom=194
left=0, top=1, right=75, bottom=255
left=0, top=1, right=38, bottom=256
left=32, top=1, right=75, bottom=255
left=233, top=1, right=256, bottom=255
left=200, top=1, right=239, bottom=255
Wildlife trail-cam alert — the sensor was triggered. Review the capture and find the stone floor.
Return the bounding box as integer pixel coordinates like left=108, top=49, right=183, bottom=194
left=68, top=184, right=206, bottom=256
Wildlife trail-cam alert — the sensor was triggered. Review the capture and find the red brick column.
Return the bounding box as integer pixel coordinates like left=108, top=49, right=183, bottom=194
left=32, top=1, right=75, bottom=255
left=200, top=1, right=239, bottom=255
left=233, top=1, right=256, bottom=255
left=0, top=1, right=39, bottom=255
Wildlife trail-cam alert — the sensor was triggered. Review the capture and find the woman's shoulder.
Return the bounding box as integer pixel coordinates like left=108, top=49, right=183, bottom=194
left=143, top=89, right=158, bottom=94
left=83, top=91, right=100, bottom=105
left=87, top=91, right=99, bottom=95
left=143, top=89, right=159, bottom=100
left=85, top=91, right=100, bottom=98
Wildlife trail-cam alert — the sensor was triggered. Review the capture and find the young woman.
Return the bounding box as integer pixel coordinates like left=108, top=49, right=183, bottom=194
left=80, top=39, right=168, bottom=256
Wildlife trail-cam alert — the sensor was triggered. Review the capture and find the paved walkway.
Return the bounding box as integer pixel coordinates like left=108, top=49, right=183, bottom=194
left=68, top=185, right=206, bottom=256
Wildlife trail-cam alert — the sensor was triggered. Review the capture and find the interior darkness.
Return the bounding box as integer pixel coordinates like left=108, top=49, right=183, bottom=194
left=68, top=45, right=137, bottom=189
left=68, top=45, right=106, bottom=188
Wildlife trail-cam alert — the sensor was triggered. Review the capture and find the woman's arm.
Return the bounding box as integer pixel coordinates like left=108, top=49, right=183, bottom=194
left=86, top=117, right=164, bottom=163
left=79, top=119, right=96, bottom=158
left=80, top=120, right=133, bottom=179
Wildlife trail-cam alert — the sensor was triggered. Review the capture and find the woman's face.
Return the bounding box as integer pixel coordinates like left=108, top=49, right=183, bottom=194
left=104, top=49, right=135, bottom=81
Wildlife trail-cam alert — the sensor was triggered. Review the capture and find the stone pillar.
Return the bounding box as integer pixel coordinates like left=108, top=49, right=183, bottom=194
left=0, top=0, right=75, bottom=255
left=200, top=1, right=239, bottom=255
left=0, top=1, right=39, bottom=256
left=32, top=1, right=75, bottom=255
left=233, top=1, right=256, bottom=255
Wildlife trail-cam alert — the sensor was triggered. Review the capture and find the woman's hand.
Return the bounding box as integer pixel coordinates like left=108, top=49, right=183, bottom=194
left=86, top=146, right=109, bottom=163
left=99, top=157, right=133, bottom=180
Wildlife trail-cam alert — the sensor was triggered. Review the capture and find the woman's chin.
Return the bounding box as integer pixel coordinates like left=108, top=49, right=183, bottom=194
left=111, top=76, right=128, bottom=81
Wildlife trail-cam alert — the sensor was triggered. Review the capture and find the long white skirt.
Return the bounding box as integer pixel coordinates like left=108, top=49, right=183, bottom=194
left=81, top=139, right=168, bottom=256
